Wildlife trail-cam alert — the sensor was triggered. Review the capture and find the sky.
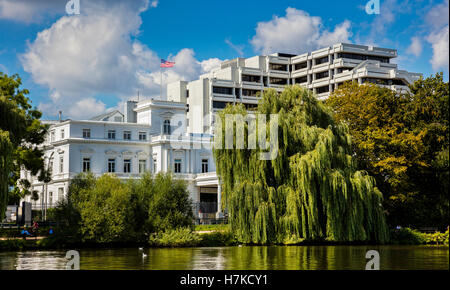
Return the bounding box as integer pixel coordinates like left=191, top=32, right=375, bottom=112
left=0, top=0, right=448, bottom=120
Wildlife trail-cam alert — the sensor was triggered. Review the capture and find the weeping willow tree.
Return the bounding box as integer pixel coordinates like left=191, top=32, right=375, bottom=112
left=213, top=85, right=389, bottom=244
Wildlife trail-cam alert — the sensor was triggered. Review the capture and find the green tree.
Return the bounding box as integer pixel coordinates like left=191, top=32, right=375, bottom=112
left=54, top=172, right=194, bottom=243
left=326, top=74, right=449, bottom=228
left=213, top=85, right=389, bottom=244
left=0, top=72, right=48, bottom=219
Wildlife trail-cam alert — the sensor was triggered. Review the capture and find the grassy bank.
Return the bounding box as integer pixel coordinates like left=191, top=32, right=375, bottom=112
left=1, top=227, right=448, bottom=251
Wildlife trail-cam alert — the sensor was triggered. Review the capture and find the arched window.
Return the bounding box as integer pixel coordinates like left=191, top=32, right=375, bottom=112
left=163, top=120, right=171, bottom=135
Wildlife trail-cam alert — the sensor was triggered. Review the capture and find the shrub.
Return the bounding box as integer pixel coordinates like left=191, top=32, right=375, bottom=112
left=390, top=228, right=449, bottom=245
left=149, top=228, right=201, bottom=247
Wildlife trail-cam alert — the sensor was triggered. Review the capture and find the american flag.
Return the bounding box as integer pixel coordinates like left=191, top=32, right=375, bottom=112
left=160, top=59, right=175, bottom=68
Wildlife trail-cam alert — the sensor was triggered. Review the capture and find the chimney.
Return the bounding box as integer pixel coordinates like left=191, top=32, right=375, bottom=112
left=58, top=111, right=62, bottom=122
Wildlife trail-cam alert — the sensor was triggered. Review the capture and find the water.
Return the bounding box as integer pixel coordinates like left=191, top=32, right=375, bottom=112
left=0, top=245, right=448, bottom=270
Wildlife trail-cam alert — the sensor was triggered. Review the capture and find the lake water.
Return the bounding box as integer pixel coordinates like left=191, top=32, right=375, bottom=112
left=0, top=245, right=448, bottom=270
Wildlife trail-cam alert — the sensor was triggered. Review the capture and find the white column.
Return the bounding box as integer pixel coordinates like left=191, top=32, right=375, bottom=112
left=216, top=184, right=223, bottom=218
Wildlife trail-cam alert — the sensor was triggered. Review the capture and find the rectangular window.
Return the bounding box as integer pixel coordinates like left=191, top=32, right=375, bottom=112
left=123, top=159, right=131, bottom=173
left=174, top=159, right=182, bottom=173
left=270, top=77, right=288, bottom=85
left=50, top=130, right=55, bottom=142
left=59, top=156, right=64, bottom=173
left=269, top=63, right=287, bottom=71
left=242, top=89, right=260, bottom=97
left=202, top=159, right=209, bottom=173
left=82, top=158, right=90, bottom=172
left=108, top=159, right=116, bottom=173
left=49, top=192, right=53, bottom=207
left=315, top=71, right=329, bottom=80
left=212, top=101, right=232, bottom=109
left=212, top=86, right=233, bottom=95
left=82, top=129, right=91, bottom=138
left=316, top=85, right=330, bottom=94
left=123, top=131, right=131, bottom=140
left=295, top=76, right=308, bottom=84
left=108, top=130, right=116, bottom=139
left=139, top=160, right=146, bottom=174
left=61, top=129, right=65, bottom=139
left=241, top=74, right=261, bottom=83
left=153, top=158, right=157, bottom=173
left=58, top=188, right=64, bottom=202
left=314, top=56, right=329, bottom=65
left=139, top=132, right=147, bottom=141
left=294, top=62, right=307, bottom=70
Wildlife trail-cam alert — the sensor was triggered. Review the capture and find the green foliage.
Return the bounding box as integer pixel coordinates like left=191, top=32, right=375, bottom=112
left=149, top=228, right=202, bottom=247
left=198, top=230, right=238, bottom=247
left=0, top=72, right=48, bottom=218
left=390, top=228, right=449, bottom=245
left=52, top=172, right=194, bottom=244
left=194, top=224, right=230, bottom=232
left=0, top=239, right=27, bottom=251
left=213, top=85, right=389, bottom=244
left=326, top=74, right=449, bottom=228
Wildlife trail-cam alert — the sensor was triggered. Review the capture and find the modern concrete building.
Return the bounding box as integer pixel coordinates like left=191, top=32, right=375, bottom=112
left=167, top=43, right=422, bottom=134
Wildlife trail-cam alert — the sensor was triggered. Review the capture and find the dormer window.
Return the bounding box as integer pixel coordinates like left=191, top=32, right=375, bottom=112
left=163, top=120, right=171, bottom=135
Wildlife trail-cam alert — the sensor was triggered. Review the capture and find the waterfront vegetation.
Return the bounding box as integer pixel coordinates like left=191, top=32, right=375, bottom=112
left=214, top=85, right=389, bottom=244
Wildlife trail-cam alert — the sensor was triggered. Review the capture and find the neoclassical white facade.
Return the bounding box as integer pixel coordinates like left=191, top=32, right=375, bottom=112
left=22, top=99, right=221, bottom=219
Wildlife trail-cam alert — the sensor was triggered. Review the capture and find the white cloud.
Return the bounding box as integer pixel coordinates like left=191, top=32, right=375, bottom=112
left=0, top=0, right=62, bottom=23
left=19, top=0, right=222, bottom=119
left=406, top=36, right=422, bottom=57
left=250, top=8, right=352, bottom=55
left=424, top=0, right=449, bottom=72
left=426, top=26, right=449, bottom=71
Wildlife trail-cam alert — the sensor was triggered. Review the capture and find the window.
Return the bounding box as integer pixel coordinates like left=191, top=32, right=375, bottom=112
left=212, top=101, right=232, bottom=109
left=123, top=131, right=131, bottom=140
left=123, top=159, right=131, bottom=173
left=58, top=188, right=64, bottom=201
left=316, top=85, right=330, bottom=94
left=295, top=76, right=308, bottom=84
left=174, top=159, right=182, bottom=173
left=186, top=89, right=189, bottom=98
left=294, top=62, right=307, bottom=70
left=315, top=71, right=329, bottom=80
left=114, top=116, right=123, bottom=122
left=212, top=86, right=233, bottom=95
left=82, top=158, right=90, bottom=172
left=270, top=77, right=288, bottom=85
left=59, top=156, right=64, bottom=173
left=269, top=63, right=287, bottom=71
left=83, top=129, right=91, bottom=138
left=61, top=129, right=65, bottom=139
left=241, top=74, right=261, bottom=83
left=163, top=120, right=171, bottom=135
left=242, top=89, right=260, bottom=97
left=202, top=159, right=209, bottom=173
left=314, top=56, right=329, bottom=65
left=153, top=158, right=157, bottom=173
left=139, top=132, right=147, bottom=141
left=108, top=130, right=116, bottom=139
left=49, top=192, right=53, bottom=207
left=50, top=130, right=55, bottom=142
left=108, top=159, right=116, bottom=173
left=139, top=160, right=146, bottom=174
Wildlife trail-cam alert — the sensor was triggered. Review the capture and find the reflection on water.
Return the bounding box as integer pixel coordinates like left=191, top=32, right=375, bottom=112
left=0, top=245, right=448, bottom=270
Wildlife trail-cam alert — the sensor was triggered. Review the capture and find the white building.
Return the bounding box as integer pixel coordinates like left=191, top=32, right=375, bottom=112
left=22, top=99, right=221, bottom=220
left=167, top=42, right=422, bottom=134
left=22, top=42, right=421, bottom=221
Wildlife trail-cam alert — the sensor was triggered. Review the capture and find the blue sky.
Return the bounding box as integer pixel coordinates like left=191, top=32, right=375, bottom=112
left=0, top=0, right=448, bottom=119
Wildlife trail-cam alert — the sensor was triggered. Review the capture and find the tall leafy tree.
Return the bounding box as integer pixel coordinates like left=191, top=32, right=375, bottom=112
left=0, top=72, right=48, bottom=218
left=326, top=74, right=449, bottom=228
left=213, top=86, right=389, bottom=244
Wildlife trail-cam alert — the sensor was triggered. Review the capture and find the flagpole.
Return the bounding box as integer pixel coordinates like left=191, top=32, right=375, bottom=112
left=160, top=66, right=163, bottom=99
